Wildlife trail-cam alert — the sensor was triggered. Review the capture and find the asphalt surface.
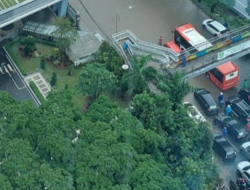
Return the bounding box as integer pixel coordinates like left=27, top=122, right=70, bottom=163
left=0, top=45, right=38, bottom=106
left=70, top=0, right=250, bottom=186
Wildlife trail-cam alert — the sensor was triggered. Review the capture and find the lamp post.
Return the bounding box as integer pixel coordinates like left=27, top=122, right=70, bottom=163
left=115, top=5, right=134, bottom=33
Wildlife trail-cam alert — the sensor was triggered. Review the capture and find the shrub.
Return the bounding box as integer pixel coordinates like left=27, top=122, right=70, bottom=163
left=40, top=58, right=45, bottom=69
left=29, top=81, right=45, bottom=103
left=50, top=72, right=57, bottom=86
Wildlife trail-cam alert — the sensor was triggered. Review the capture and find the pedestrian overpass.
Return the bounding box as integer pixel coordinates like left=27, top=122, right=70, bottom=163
left=112, top=24, right=250, bottom=80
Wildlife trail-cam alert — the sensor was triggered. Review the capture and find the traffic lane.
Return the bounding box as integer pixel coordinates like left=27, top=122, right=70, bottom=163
left=0, top=73, right=34, bottom=103
left=234, top=55, right=250, bottom=88
left=185, top=74, right=250, bottom=183
left=72, top=0, right=210, bottom=43
left=185, top=91, right=248, bottom=184
left=0, top=47, right=38, bottom=106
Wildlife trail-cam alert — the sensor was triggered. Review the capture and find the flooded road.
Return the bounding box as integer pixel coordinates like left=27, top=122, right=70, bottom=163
left=72, top=0, right=211, bottom=42
left=70, top=0, right=250, bottom=186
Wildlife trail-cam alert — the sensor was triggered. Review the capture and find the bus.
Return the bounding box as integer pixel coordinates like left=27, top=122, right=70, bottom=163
left=174, top=23, right=212, bottom=53
left=205, top=61, right=239, bottom=91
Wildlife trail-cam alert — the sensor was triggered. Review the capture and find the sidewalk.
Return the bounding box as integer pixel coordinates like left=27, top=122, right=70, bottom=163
left=24, top=72, right=51, bottom=98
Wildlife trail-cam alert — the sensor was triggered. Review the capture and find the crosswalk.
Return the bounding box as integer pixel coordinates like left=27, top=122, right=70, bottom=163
left=0, top=63, right=14, bottom=76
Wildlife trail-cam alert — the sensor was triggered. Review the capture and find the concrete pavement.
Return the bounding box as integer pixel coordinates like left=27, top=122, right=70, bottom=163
left=24, top=72, right=51, bottom=98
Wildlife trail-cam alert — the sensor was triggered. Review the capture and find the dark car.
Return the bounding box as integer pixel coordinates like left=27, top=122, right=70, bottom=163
left=238, top=87, right=250, bottom=106
left=213, top=115, right=248, bottom=142
left=194, top=88, right=218, bottom=115
left=213, top=133, right=236, bottom=160
left=226, top=96, right=250, bottom=123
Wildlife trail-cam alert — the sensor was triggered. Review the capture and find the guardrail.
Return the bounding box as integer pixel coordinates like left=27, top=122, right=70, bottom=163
left=112, top=30, right=180, bottom=62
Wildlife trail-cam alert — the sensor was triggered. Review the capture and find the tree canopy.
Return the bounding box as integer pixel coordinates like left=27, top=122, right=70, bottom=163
left=0, top=84, right=215, bottom=190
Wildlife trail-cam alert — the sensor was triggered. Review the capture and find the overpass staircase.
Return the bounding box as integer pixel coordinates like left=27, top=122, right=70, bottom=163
left=112, top=24, right=250, bottom=80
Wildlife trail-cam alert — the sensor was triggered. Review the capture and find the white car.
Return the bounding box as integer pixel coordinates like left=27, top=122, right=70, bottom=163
left=202, top=19, right=228, bottom=37
left=237, top=161, right=250, bottom=186
left=184, top=102, right=206, bottom=123
left=241, top=142, right=250, bottom=160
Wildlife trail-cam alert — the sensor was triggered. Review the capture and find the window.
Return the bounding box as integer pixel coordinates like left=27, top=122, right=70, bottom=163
left=174, top=32, right=191, bottom=49
left=225, top=71, right=238, bottom=81
left=244, top=171, right=250, bottom=180
left=210, top=68, right=223, bottom=83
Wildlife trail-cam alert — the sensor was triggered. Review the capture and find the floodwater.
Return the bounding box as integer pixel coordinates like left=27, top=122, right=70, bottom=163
left=71, top=0, right=211, bottom=42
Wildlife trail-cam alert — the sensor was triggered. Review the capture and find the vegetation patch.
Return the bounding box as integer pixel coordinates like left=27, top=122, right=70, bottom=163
left=191, top=0, right=249, bottom=29
left=29, top=81, right=45, bottom=104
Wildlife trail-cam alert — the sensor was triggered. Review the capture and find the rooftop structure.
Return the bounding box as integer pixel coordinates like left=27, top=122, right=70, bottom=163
left=67, top=31, right=103, bottom=66
left=0, top=0, right=67, bottom=28
left=0, top=0, right=33, bottom=13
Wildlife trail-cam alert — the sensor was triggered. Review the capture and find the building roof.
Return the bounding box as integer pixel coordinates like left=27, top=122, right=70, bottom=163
left=0, top=0, right=62, bottom=28
left=66, top=31, right=102, bottom=62
left=216, top=62, right=238, bottom=75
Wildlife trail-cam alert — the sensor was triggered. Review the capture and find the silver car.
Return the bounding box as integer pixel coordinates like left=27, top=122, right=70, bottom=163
left=237, top=161, right=250, bottom=186
left=241, top=142, right=250, bottom=160
left=202, top=19, right=228, bottom=37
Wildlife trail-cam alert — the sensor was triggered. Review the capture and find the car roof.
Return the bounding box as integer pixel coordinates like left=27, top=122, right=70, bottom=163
left=202, top=94, right=216, bottom=105
left=196, top=88, right=209, bottom=94
left=242, top=142, right=250, bottom=149
left=216, top=62, right=237, bottom=75
left=227, top=96, right=241, bottom=103
left=219, top=115, right=232, bottom=121
left=214, top=137, right=234, bottom=151
left=236, top=100, right=250, bottom=113
left=210, top=20, right=227, bottom=31
left=240, top=87, right=250, bottom=93
left=238, top=161, right=250, bottom=170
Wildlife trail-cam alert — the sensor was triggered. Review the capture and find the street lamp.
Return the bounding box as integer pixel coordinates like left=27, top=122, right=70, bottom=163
left=115, top=5, right=134, bottom=33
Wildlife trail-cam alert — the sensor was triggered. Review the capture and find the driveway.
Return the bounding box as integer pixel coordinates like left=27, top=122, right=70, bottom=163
left=0, top=45, right=39, bottom=106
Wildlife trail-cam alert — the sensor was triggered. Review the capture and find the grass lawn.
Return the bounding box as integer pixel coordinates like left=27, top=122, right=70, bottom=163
left=6, top=40, right=85, bottom=111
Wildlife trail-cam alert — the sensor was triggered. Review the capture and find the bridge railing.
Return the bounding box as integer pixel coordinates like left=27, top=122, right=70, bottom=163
left=112, top=30, right=180, bottom=62
left=127, top=40, right=170, bottom=63
left=174, top=36, right=250, bottom=80
left=179, top=24, right=250, bottom=61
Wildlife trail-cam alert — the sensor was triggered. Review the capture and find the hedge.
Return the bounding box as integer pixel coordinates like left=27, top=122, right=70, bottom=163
left=29, top=81, right=45, bottom=104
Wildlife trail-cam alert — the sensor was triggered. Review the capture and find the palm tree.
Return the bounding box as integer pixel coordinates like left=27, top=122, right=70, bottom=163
left=121, top=55, right=155, bottom=97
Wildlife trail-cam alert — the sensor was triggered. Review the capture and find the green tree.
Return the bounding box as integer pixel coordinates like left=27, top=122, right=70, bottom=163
left=157, top=72, right=192, bottom=109
left=121, top=55, right=154, bottom=97
left=50, top=72, right=57, bottom=86
left=0, top=174, right=13, bottom=190
left=76, top=63, right=116, bottom=100
left=97, top=41, right=125, bottom=81
left=40, top=58, right=45, bottom=69
left=20, top=36, right=36, bottom=56
left=53, top=18, right=78, bottom=64
left=131, top=92, right=173, bottom=132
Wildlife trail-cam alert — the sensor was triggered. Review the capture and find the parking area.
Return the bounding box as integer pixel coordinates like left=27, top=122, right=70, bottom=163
left=0, top=46, right=38, bottom=106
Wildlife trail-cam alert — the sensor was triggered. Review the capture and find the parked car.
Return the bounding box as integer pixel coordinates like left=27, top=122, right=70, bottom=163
left=213, top=133, right=236, bottom=161
left=226, top=96, right=250, bottom=123
left=202, top=19, right=228, bottom=36
left=238, top=87, right=250, bottom=106
left=237, top=161, right=250, bottom=186
left=241, top=142, right=250, bottom=160
left=184, top=102, right=206, bottom=123
left=213, top=115, right=248, bottom=142
left=194, top=88, right=218, bottom=115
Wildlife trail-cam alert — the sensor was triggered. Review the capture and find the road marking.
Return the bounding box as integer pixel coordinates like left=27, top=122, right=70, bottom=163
left=0, top=67, right=4, bottom=74
left=7, top=64, right=13, bottom=72
left=11, top=78, right=26, bottom=90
